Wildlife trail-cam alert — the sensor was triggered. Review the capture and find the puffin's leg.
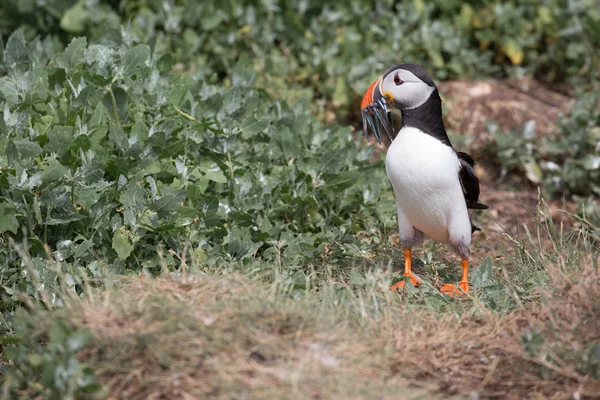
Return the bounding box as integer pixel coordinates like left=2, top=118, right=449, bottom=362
left=390, top=248, right=421, bottom=290
left=390, top=202, right=423, bottom=291
left=441, top=220, right=471, bottom=297
left=440, top=259, right=469, bottom=296
left=460, top=259, right=469, bottom=292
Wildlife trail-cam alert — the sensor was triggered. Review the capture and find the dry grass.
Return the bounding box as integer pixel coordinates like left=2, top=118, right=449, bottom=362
left=390, top=256, right=600, bottom=399
left=5, top=202, right=598, bottom=399
left=72, top=276, right=437, bottom=400
left=49, top=247, right=599, bottom=400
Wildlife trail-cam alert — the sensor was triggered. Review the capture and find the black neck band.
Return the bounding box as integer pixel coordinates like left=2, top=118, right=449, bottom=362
left=401, top=90, right=452, bottom=147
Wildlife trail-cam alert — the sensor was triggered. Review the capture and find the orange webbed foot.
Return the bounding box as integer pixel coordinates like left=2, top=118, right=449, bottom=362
left=390, top=274, right=421, bottom=291
left=439, top=281, right=469, bottom=297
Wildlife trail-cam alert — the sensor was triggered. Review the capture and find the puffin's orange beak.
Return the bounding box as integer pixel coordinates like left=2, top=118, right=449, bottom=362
left=361, top=78, right=381, bottom=111
left=360, top=76, right=393, bottom=144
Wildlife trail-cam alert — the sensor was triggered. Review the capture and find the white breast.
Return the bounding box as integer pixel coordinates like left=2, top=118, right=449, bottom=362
left=385, top=127, right=470, bottom=244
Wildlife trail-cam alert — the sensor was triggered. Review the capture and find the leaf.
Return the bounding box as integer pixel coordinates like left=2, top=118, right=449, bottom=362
left=584, top=155, right=600, bottom=171
left=201, top=12, right=225, bottom=31
left=149, top=188, right=186, bottom=216
left=29, top=67, right=49, bottom=103
left=45, top=126, right=74, bottom=155
left=501, top=39, right=524, bottom=65
left=156, top=54, right=173, bottom=74
left=524, top=158, right=543, bottom=184
left=75, top=188, right=101, bottom=209
left=112, top=226, right=134, bottom=260
left=231, top=211, right=254, bottom=227
left=85, top=45, right=115, bottom=76
left=102, top=87, right=129, bottom=124
left=131, top=120, right=148, bottom=142
left=119, top=183, right=146, bottom=212
left=48, top=321, right=67, bottom=346
left=0, top=80, right=18, bottom=105
left=324, top=170, right=360, bottom=192
left=13, top=139, right=42, bottom=160
left=523, top=120, right=536, bottom=140
left=0, top=202, right=19, bottom=234
left=199, top=195, right=219, bottom=216
left=427, top=48, right=445, bottom=68
left=73, top=239, right=94, bottom=258
left=332, top=76, right=349, bottom=107
left=227, top=227, right=261, bottom=260
left=4, top=30, right=29, bottom=67
left=33, top=195, right=42, bottom=224
left=537, top=6, right=553, bottom=25
left=222, top=87, right=242, bottom=116
left=41, top=157, right=67, bottom=184
left=205, top=166, right=228, bottom=183
left=108, top=124, right=128, bottom=150
left=122, top=44, right=150, bottom=79
left=89, top=101, right=108, bottom=127
left=3, top=107, right=28, bottom=135
left=241, top=117, right=269, bottom=139
left=71, top=134, right=91, bottom=152
left=472, top=256, right=494, bottom=287
left=56, top=37, right=87, bottom=70
left=167, top=81, right=186, bottom=107
left=67, top=329, right=92, bottom=352
left=44, top=215, right=87, bottom=225
left=60, top=1, right=89, bottom=33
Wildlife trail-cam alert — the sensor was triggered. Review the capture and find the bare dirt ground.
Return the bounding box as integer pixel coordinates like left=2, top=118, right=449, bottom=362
left=438, top=78, right=573, bottom=147
left=440, top=79, right=577, bottom=259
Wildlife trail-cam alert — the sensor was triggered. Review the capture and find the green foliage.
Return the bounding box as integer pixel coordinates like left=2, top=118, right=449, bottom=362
left=490, top=90, right=600, bottom=232
left=0, top=33, right=394, bottom=318
left=1, top=0, right=598, bottom=117
left=1, top=308, right=103, bottom=398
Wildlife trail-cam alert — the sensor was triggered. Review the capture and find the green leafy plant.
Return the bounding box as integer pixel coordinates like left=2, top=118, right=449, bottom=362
left=0, top=32, right=395, bottom=323
left=1, top=308, right=103, bottom=399
left=1, top=0, right=598, bottom=119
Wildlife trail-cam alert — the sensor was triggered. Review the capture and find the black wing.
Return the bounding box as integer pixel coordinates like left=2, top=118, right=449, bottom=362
left=457, top=151, right=489, bottom=210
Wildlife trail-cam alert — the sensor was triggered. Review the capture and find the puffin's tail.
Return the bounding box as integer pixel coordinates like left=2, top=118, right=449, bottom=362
left=467, top=201, right=489, bottom=210
left=471, top=222, right=482, bottom=234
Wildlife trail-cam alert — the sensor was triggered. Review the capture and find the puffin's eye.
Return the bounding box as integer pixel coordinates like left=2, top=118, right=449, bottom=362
left=393, top=73, right=403, bottom=86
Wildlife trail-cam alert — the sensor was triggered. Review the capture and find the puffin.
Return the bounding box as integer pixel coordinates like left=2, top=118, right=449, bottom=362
left=360, top=63, right=488, bottom=296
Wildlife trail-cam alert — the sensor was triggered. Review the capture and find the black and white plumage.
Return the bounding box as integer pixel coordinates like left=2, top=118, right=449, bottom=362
left=361, top=63, right=488, bottom=295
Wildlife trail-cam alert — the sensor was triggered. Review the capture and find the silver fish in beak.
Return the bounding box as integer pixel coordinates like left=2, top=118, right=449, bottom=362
left=360, top=76, right=394, bottom=144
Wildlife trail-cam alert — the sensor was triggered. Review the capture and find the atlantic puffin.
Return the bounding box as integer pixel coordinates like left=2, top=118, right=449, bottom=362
left=360, top=63, right=488, bottom=296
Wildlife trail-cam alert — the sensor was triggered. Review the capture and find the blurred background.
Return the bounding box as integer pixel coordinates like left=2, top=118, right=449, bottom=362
left=2, top=0, right=597, bottom=209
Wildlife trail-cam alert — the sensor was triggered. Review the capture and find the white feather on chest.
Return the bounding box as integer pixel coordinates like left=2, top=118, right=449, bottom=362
left=385, top=127, right=471, bottom=245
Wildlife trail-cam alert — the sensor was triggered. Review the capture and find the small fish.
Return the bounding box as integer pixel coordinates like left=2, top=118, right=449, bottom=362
left=360, top=96, right=394, bottom=144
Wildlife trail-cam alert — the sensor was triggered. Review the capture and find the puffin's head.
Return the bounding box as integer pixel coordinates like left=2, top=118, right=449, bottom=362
left=360, top=63, right=436, bottom=144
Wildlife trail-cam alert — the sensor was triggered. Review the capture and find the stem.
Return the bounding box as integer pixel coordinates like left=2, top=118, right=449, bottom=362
left=107, top=88, right=121, bottom=126
left=227, top=151, right=235, bottom=207
left=22, top=195, right=34, bottom=237
left=44, top=202, right=52, bottom=245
